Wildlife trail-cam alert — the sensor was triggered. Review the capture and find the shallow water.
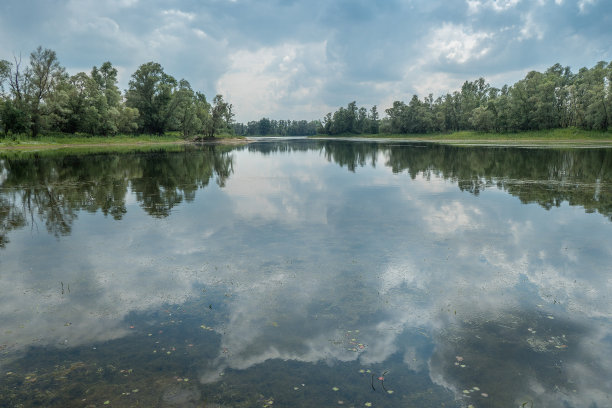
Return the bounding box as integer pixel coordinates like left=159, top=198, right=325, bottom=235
left=0, top=140, right=611, bottom=407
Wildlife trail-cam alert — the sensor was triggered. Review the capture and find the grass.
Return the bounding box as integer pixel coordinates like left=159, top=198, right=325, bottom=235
left=311, top=128, right=612, bottom=145
left=0, top=131, right=245, bottom=150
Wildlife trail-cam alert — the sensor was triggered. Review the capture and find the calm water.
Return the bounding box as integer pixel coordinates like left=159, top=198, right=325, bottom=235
left=0, top=140, right=611, bottom=408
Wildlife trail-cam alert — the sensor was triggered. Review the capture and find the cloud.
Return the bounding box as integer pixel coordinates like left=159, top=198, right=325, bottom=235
left=467, top=0, right=522, bottom=14
left=0, top=0, right=611, bottom=120
left=217, top=41, right=336, bottom=121
left=578, top=0, right=597, bottom=13
left=427, top=23, right=493, bottom=65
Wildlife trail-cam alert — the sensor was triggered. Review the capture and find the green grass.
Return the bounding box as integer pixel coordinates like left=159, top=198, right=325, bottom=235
left=312, top=128, right=612, bottom=143
left=0, top=131, right=245, bottom=150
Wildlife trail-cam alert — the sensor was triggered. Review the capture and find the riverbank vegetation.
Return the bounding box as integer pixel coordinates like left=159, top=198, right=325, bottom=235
left=318, top=61, right=612, bottom=136
left=2, top=48, right=611, bottom=143
left=0, top=47, right=234, bottom=140
left=314, top=128, right=612, bottom=144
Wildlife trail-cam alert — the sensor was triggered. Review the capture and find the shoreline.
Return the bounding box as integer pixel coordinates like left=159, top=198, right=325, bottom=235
left=0, top=137, right=251, bottom=151
left=309, top=136, right=612, bottom=148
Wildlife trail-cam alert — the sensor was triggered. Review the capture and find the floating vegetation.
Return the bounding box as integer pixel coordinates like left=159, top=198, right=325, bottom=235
left=430, top=310, right=590, bottom=407
left=331, top=329, right=368, bottom=353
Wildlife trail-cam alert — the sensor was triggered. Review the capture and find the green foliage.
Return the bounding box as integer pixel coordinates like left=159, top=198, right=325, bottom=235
left=235, top=118, right=319, bottom=136
left=0, top=47, right=234, bottom=140
left=322, top=62, right=612, bottom=136
left=318, top=101, right=381, bottom=135
left=125, top=62, right=179, bottom=135
left=201, top=94, right=233, bottom=139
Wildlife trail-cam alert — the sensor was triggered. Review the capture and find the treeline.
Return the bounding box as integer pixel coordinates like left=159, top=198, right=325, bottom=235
left=0, top=46, right=234, bottom=138
left=319, top=61, right=612, bottom=135
left=232, top=118, right=319, bottom=136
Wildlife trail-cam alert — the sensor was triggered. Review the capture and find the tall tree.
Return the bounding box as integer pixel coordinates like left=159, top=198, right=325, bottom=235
left=126, top=62, right=179, bottom=135
left=25, top=47, right=66, bottom=137
left=203, top=94, right=232, bottom=138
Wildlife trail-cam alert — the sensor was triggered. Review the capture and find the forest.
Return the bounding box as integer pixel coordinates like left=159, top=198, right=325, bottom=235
left=319, top=61, right=612, bottom=135
left=1, top=47, right=611, bottom=138
left=0, top=47, right=234, bottom=138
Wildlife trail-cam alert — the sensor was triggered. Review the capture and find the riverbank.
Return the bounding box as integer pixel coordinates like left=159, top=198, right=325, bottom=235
left=311, top=128, right=612, bottom=147
left=0, top=133, right=249, bottom=151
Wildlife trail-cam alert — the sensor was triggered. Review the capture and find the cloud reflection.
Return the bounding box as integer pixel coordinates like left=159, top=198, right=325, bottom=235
left=1, top=142, right=611, bottom=406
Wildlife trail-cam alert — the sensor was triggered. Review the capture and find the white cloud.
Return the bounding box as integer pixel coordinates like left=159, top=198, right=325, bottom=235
left=161, top=9, right=196, bottom=21
left=427, top=23, right=492, bottom=64
left=578, top=0, right=597, bottom=13
left=217, top=41, right=335, bottom=121
left=519, top=11, right=545, bottom=40
left=467, top=0, right=521, bottom=13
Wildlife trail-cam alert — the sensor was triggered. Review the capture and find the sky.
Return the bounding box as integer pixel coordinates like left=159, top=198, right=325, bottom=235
left=1, top=0, right=611, bottom=122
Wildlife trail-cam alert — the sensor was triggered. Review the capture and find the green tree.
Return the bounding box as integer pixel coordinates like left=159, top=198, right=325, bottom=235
left=25, top=47, right=67, bottom=137
left=126, top=62, right=179, bottom=135
left=369, top=105, right=379, bottom=134
left=173, top=79, right=202, bottom=138
left=203, top=94, right=232, bottom=138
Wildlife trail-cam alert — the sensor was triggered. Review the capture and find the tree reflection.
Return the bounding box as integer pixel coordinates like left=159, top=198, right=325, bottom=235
left=1, top=141, right=610, bottom=250
left=0, top=146, right=234, bottom=244
left=316, top=141, right=612, bottom=220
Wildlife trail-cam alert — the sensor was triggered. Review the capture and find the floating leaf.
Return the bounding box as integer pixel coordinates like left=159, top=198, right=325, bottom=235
left=103, top=401, right=110, bottom=405
left=364, top=403, right=372, bottom=407
left=387, top=390, right=394, bottom=394
left=332, top=387, right=340, bottom=391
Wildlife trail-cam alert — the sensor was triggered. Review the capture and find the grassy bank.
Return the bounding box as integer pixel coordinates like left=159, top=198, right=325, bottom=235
left=0, top=132, right=245, bottom=150
left=312, top=128, right=612, bottom=145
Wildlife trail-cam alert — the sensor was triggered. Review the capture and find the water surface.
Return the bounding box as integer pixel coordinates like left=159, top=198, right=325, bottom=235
left=1, top=140, right=611, bottom=407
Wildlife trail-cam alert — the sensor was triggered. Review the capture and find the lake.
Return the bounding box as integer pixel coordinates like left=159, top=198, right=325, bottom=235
left=0, top=139, right=611, bottom=407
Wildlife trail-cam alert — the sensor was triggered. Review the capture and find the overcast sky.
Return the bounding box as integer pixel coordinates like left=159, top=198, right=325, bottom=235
left=1, top=0, right=611, bottom=122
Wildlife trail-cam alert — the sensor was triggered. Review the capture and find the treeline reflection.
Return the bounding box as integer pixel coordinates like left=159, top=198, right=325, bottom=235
left=0, top=146, right=234, bottom=247
left=248, top=140, right=612, bottom=220
left=1, top=141, right=610, bottom=248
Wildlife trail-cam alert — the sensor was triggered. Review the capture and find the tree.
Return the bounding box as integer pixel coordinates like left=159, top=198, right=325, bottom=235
left=369, top=105, right=379, bottom=134
left=25, top=47, right=66, bottom=137
left=126, top=62, right=179, bottom=135
left=203, top=94, right=232, bottom=138
left=173, top=79, right=202, bottom=138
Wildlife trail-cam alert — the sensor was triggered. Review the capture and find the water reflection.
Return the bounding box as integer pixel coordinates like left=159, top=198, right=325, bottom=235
left=0, top=146, right=234, bottom=245
left=0, top=141, right=610, bottom=407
